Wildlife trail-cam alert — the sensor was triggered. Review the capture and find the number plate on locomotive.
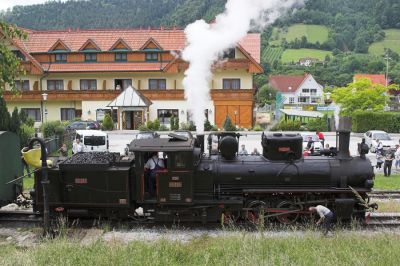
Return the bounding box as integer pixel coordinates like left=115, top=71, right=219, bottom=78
left=169, top=181, right=182, bottom=188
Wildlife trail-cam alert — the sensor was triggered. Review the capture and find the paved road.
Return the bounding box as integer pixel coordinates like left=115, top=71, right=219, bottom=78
left=108, top=131, right=400, bottom=175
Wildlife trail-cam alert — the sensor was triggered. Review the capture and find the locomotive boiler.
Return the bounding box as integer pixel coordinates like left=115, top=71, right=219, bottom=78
left=32, top=118, right=374, bottom=224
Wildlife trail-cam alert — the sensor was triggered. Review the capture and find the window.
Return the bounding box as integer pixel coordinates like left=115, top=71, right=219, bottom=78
left=222, top=48, right=235, bottom=59
left=114, top=79, right=132, bottom=90
left=21, top=108, right=41, bottom=122
left=302, top=89, right=310, bottom=93
left=145, top=52, right=158, bottom=61
left=47, top=80, right=64, bottom=91
left=55, top=53, right=67, bottom=62
left=84, top=136, right=106, bottom=146
left=149, top=79, right=166, bottom=90
left=157, top=109, right=179, bottom=125
left=85, top=53, right=97, bottom=62
left=80, top=79, right=97, bottom=90
left=115, top=53, right=127, bottom=62
left=289, top=97, right=295, bottom=104
left=310, top=89, right=317, bottom=96
left=298, top=97, right=308, bottom=103
left=60, top=108, right=75, bottom=121
left=223, top=79, right=241, bottom=90
left=174, top=153, right=186, bottom=169
left=311, top=97, right=319, bottom=103
left=15, top=80, right=30, bottom=91
left=12, top=50, right=25, bottom=61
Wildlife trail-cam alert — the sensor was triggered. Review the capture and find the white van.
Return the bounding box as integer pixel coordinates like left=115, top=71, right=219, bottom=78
left=75, top=130, right=109, bottom=152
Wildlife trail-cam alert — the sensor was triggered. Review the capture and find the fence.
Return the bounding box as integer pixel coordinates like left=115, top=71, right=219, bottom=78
left=43, top=132, right=75, bottom=155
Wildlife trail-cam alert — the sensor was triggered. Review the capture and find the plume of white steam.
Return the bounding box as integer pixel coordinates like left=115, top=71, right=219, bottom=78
left=182, top=0, right=304, bottom=133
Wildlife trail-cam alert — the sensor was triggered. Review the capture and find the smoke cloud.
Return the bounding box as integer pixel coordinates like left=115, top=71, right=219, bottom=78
left=182, top=0, right=304, bottom=133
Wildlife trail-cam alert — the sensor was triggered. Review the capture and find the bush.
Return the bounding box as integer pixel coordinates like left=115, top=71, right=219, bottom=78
left=153, top=119, right=160, bottom=131
left=138, top=124, right=149, bottom=131
left=305, top=117, right=328, bottom=132
left=146, top=120, right=154, bottom=130
left=159, top=125, right=169, bottom=131
left=170, top=116, right=179, bottom=130
left=222, top=116, right=236, bottom=131
left=54, top=125, right=66, bottom=136
left=274, top=120, right=302, bottom=131
left=352, top=111, right=400, bottom=133
left=41, top=121, right=62, bottom=138
left=25, top=117, right=35, bottom=127
left=253, top=124, right=263, bottom=131
left=20, top=124, right=35, bottom=147
left=204, top=119, right=212, bottom=131
left=180, top=121, right=196, bottom=131
left=102, top=113, right=114, bottom=131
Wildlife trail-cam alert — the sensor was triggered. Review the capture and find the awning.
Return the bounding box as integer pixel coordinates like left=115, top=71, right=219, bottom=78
left=279, top=109, right=324, bottom=118
left=107, top=86, right=152, bottom=107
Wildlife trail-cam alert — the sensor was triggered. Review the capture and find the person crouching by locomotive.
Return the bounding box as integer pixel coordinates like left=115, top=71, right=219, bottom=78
left=144, top=152, right=165, bottom=197
left=309, top=205, right=334, bottom=236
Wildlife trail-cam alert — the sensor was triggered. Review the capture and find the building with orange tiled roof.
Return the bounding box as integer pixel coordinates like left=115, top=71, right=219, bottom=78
left=353, top=74, right=387, bottom=86
left=3, top=27, right=262, bottom=129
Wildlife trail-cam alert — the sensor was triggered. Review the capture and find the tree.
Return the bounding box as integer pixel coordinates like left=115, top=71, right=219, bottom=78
left=256, top=84, right=277, bottom=106
left=102, top=113, right=114, bottom=131
left=9, top=107, right=21, bottom=136
left=0, top=22, right=27, bottom=94
left=331, top=78, right=388, bottom=117
left=222, top=115, right=236, bottom=131
left=0, top=97, right=10, bottom=131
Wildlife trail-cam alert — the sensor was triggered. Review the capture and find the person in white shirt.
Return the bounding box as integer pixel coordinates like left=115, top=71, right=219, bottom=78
left=72, top=138, right=84, bottom=154
left=238, top=144, right=248, bottom=156
left=309, top=205, right=334, bottom=235
left=144, top=152, right=165, bottom=196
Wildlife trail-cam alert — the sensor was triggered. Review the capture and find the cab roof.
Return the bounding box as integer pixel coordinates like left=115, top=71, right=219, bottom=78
left=129, top=137, right=195, bottom=152
left=76, top=130, right=108, bottom=136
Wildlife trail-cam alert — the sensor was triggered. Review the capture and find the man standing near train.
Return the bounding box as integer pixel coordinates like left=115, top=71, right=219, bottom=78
left=309, top=205, right=334, bottom=236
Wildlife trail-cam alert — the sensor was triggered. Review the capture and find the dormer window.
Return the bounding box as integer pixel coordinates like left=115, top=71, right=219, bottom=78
left=222, top=48, right=235, bottom=59
left=115, top=53, right=127, bottom=62
left=55, top=53, right=67, bottom=62
left=145, top=52, right=158, bottom=61
left=12, top=50, right=26, bottom=61
left=85, top=53, right=97, bottom=62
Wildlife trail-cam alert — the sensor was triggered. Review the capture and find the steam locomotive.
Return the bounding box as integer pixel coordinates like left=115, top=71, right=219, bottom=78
left=31, top=118, right=375, bottom=224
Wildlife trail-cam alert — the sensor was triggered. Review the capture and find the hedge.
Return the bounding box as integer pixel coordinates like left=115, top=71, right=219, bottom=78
left=352, top=111, right=400, bottom=133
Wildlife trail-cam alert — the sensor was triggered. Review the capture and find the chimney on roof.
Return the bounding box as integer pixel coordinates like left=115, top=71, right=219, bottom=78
left=68, top=28, right=71, bottom=32
left=160, top=25, right=164, bottom=30
left=288, top=86, right=292, bottom=90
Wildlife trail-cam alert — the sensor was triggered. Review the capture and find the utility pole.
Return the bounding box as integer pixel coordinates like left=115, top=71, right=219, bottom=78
left=384, top=53, right=391, bottom=87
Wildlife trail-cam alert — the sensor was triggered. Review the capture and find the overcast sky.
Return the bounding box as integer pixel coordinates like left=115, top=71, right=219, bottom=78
left=0, top=0, right=68, bottom=11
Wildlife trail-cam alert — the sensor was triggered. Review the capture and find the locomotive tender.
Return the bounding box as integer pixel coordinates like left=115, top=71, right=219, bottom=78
left=33, top=121, right=374, bottom=224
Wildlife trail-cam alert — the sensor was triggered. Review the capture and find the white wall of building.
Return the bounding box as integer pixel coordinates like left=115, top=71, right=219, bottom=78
left=281, top=75, right=324, bottom=105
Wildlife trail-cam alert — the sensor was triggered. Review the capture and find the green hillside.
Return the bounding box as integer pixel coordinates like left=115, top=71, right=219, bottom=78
left=369, top=29, right=400, bottom=55
left=281, top=49, right=332, bottom=63
left=269, top=24, right=329, bottom=46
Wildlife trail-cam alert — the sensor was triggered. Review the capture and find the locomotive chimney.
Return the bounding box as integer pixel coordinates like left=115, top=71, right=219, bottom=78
left=196, top=134, right=205, bottom=154
left=336, top=117, right=352, bottom=159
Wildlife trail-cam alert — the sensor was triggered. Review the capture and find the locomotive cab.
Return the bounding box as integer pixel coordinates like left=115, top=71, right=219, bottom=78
left=130, top=134, right=197, bottom=205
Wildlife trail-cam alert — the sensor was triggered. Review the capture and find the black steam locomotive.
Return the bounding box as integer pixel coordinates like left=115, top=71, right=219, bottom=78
left=31, top=118, right=374, bottom=224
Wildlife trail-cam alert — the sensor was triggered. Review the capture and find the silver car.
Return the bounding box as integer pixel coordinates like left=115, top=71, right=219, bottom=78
left=364, top=130, right=396, bottom=153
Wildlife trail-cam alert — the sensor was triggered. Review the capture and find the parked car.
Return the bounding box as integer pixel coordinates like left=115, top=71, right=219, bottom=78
left=75, top=130, right=109, bottom=152
left=300, top=132, right=323, bottom=155
left=66, top=121, right=101, bottom=131
left=364, top=130, right=396, bottom=153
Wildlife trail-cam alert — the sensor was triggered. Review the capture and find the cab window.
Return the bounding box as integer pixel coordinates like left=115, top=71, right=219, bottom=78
left=174, top=153, right=186, bottom=169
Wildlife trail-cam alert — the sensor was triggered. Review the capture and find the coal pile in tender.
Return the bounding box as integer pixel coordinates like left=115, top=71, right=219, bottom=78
left=59, top=152, right=118, bottom=170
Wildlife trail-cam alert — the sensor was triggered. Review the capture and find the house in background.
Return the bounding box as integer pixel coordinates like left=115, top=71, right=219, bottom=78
left=268, top=74, right=324, bottom=106
left=298, top=57, right=320, bottom=67
left=2, top=27, right=262, bottom=129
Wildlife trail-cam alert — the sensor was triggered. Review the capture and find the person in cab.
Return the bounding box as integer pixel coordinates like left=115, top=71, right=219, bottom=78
left=144, top=152, right=165, bottom=197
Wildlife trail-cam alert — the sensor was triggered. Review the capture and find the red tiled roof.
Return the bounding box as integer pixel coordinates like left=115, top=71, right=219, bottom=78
left=269, top=75, right=307, bottom=93
left=238, top=33, right=260, bottom=63
left=41, top=62, right=169, bottom=72
left=20, top=28, right=260, bottom=63
left=354, top=74, right=387, bottom=86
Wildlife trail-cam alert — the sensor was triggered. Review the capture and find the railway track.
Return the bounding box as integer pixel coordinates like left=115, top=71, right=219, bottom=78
left=368, top=190, right=400, bottom=199
left=1, top=210, right=399, bottom=228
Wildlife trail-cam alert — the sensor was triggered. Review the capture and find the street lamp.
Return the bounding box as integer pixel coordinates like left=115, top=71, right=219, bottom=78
left=41, top=93, right=48, bottom=123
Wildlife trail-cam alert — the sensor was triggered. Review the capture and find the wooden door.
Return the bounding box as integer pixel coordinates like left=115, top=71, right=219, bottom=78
left=133, top=111, right=143, bottom=130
